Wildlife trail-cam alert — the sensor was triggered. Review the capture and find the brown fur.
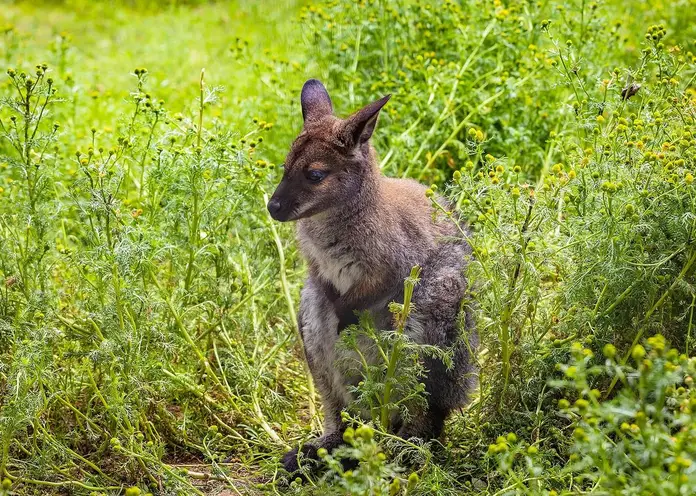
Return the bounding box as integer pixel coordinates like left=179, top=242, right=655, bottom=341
left=269, top=79, right=477, bottom=475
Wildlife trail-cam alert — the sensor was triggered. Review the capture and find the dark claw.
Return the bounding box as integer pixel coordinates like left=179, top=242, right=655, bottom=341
left=281, top=446, right=302, bottom=475
left=281, top=431, right=349, bottom=476
left=281, top=444, right=319, bottom=477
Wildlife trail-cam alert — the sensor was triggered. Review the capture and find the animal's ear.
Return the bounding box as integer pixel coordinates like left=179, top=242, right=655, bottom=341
left=301, top=79, right=333, bottom=123
left=341, top=94, right=391, bottom=147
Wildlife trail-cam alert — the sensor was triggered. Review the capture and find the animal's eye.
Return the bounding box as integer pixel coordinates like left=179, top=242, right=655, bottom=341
left=306, top=169, right=327, bottom=183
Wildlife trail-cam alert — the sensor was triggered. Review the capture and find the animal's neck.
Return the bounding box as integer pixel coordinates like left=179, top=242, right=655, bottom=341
left=297, top=160, right=384, bottom=293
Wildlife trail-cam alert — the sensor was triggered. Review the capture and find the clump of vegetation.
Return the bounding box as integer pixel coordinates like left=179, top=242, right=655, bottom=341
left=557, top=336, right=696, bottom=494
left=339, top=266, right=443, bottom=431
left=1, top=0, right=695, bottom=494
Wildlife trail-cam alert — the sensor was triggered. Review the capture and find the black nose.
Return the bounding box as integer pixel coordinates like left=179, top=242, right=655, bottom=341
left=267, top=198, right=282, bottom=215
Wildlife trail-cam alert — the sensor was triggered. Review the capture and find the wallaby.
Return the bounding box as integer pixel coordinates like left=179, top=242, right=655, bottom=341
left=267, top=79, right=478, bottom=474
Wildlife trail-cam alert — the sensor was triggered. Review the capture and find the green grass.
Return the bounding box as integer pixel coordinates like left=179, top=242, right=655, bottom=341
left=2, top=0, right=305, bottom=148
left=1, top=0, right=696, bottom=495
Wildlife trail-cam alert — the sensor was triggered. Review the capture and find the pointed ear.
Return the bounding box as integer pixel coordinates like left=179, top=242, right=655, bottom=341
left=301, top=79, right=333, bottom=123
left=342, top=94, right=391, bottom=147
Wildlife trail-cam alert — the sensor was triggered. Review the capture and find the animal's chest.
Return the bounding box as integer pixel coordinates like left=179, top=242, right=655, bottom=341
left=302, top=238, right=364, bottom=295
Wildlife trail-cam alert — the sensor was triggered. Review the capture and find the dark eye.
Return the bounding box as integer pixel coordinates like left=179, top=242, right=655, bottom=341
left=306, top=170, right=327, bottom=183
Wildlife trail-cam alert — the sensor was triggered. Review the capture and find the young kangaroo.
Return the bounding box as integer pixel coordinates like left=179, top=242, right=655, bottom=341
left=268, top=79, right=478, bottom=473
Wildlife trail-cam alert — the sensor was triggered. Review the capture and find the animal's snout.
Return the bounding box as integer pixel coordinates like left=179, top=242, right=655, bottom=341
left=267, top=183, right=296, bottom=222
left=267, top=197, right=282, bottom=217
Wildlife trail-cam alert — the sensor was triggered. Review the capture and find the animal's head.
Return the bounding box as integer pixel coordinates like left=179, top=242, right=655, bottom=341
left=267, top=79, right=390, bottom=222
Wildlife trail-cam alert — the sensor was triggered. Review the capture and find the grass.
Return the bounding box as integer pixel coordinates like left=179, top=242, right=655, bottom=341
left=1, top=0, right=696, bottom=495
left=2, top=0, right=305, bottom=143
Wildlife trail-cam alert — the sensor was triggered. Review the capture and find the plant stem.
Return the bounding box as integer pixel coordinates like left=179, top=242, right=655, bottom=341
left=263, top=192, right=318, bottom=429
left=380, top=265, right=420, bottom=429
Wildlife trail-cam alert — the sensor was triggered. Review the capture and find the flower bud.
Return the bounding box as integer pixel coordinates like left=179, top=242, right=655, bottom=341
left=343, top=427, right=355, bottom=443
left=632, top=344, right=646, bottom=361
left=407, top=472, right=420, bottom=489
left=356, top=425, right=374, bottom=441
left=389, top=477, right=401, bottom=496
left=602, top=343, right=616, bottom=359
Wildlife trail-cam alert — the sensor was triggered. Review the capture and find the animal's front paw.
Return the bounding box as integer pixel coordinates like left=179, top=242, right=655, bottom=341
left=281, top=431, right=359, bottom=478
left=281, top=444, right=319, bottom=476
left=281, top=431, right=347, bottom=475
left=281, top=446, right=302, bottom=475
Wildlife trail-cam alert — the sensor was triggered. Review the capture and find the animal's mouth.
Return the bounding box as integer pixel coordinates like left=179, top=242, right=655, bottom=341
left=268, top=200, right=301, bottom=222
left=269, top=208, right=294, bottom=222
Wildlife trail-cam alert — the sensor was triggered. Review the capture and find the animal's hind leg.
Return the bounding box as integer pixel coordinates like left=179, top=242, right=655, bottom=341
left=395, top=354, right=461, bottom=441
left=397, top=399, right=448, bottom=441
left=397, top=249, right=477, bottom=441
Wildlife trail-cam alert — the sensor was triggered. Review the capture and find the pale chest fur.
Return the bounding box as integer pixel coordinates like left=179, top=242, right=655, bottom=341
left=297, top=232, right=364, bottom=295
